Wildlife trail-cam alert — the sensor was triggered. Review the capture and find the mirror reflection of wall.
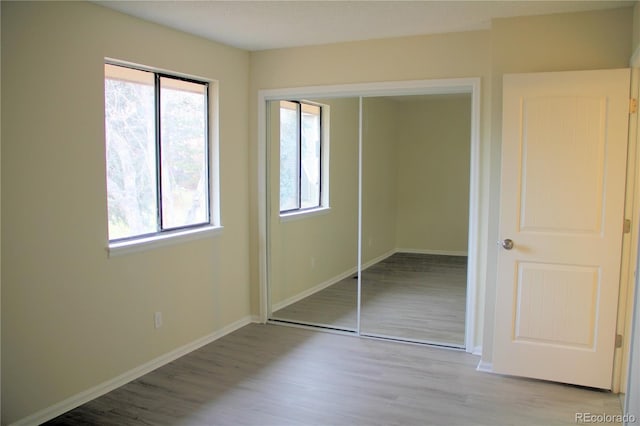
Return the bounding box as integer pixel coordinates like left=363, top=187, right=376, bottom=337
left=268, top=98, right=360, bottom=331
left=360, top=94, right=471, bottom=346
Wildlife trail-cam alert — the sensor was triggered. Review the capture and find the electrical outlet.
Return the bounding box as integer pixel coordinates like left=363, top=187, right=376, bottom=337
left=154, top=311, right=163, bottom=329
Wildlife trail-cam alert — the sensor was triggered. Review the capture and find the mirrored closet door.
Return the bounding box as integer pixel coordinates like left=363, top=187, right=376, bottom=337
left=265, top=89, right=473, bottom=348
left=359, top=95, right=471, bottom=347
left=267, top=97, right=360, bottom=331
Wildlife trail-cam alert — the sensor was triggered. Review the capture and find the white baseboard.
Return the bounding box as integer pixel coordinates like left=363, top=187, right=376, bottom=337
left=476, top=360, right=494, bottom=373
left=363, top=249, right=397, bottom=270
left=472, top=345, right=482, bottom=356
left=272, top=249, right=396, bottom=312
left=396, top=248, right=468, bottom=257
left=270, top=246, right=468, bottom=313
left=11, top=316, right=254, bottom=426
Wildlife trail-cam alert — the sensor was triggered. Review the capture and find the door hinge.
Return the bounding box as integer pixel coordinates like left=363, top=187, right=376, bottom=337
left=624, top=219, right=632, bottom=234
left=616, top=334, right=623, bottom=348
left=631, top=98, right=638, bottom=114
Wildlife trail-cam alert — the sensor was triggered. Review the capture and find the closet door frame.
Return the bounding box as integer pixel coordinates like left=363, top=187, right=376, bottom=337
left=258, top=77, right=481, bottom=352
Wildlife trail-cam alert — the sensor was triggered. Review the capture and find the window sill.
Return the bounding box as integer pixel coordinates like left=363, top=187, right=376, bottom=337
left=108, top=225, right=224, bottom=257
left=280, top=207, right=331, bottom=223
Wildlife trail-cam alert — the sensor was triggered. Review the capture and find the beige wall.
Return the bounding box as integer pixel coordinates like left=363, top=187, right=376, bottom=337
left=269, top=98, right=359, bottom=307
left=362, top=95, right=471, bottom=255
left=361, top=98, right=399, bottom=261
left=634, top=2, right=640, bottom=54
left=2, top=2, right=250, bottom=423
left=395, top=95, right=471, bottom=253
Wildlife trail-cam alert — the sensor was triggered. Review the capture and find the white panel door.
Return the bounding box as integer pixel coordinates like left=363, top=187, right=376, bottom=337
left=493, top=69, right=630, bottom=389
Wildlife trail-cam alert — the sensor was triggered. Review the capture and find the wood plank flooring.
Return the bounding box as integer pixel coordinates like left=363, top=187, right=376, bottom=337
left=272, top=253, right=466, bottom=345
left=45, top=324, right=622, bottom=426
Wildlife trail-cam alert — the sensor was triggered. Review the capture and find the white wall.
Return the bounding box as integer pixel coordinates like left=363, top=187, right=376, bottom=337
left=2, top=2, right=250, bottom=424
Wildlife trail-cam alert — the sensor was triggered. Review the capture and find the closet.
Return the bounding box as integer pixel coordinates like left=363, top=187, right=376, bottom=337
left=260, top=79, right=480, bottom=349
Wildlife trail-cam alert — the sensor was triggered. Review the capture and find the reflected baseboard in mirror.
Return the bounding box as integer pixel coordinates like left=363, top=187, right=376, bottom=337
left=271, top=252, right=467, bottom=347
left=271, top=273, right=358, bottom=331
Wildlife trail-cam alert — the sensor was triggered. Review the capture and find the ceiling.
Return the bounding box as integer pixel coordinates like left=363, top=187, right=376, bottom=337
left=94, top=0, right=634, bottom=51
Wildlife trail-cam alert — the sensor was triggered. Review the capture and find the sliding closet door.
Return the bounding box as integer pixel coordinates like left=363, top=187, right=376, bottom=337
left=268, top=97, right=360, bottom=331
left=359, top=95, right=471, bottom=346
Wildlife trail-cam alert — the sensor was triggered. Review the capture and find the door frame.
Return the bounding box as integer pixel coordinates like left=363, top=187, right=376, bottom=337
left=257, top=77, right=481, bottom=352
left=617, top=54, right=640, bottom=396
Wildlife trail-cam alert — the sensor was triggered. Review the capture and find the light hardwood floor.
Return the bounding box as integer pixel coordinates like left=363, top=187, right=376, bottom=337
left=46, top=324, right=622, bottom=426
left=272, top=253, right=466, bottom=346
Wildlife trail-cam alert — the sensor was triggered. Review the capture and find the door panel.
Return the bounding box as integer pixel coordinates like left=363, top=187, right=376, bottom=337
left=493, top=69, right=630, bottom=389
left=519, top=96, right=606, bottom=234
left=515, top=262, right=598, bottom=348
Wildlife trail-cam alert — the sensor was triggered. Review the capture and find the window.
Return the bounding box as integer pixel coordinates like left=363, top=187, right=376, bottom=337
left=104, top=63, right=212, bottom=242
left=279, top=100, right=324, bottom=213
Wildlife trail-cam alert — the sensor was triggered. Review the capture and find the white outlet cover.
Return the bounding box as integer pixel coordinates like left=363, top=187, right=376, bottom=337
left=154, top=312, right=163, bottom=329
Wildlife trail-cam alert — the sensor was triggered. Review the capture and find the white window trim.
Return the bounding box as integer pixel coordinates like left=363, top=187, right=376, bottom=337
left=280, top=206, right=331, bottom=223
left=108, top=225, right=224, bottom=257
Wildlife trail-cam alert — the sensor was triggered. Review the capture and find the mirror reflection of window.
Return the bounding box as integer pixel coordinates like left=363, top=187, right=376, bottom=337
left=279, top=101, right=322, bottom=212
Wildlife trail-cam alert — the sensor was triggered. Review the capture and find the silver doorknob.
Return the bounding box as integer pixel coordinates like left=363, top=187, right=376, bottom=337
left=500, top=239, right=514, bottom=250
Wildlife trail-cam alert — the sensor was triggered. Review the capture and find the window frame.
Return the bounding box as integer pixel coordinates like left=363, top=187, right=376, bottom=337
left=279, top=100, right=328, bottom=217
left=104, top=60, right=221, bottom=254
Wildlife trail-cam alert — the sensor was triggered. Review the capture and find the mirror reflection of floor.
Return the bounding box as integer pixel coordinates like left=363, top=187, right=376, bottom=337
left=271, top=276, right=358, bottom=330
left=271, top=253, right=467, bottom=347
